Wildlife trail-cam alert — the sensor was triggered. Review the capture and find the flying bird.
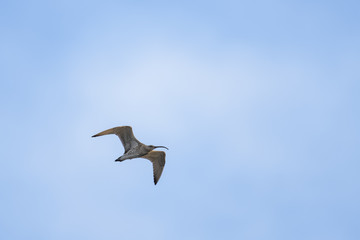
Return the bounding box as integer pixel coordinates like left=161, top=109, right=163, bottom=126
left=92, top=126, right=168, bottom=185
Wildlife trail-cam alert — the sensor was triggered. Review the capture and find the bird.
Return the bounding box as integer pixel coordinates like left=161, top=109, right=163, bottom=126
left=92, top=126, right=168, bottom=185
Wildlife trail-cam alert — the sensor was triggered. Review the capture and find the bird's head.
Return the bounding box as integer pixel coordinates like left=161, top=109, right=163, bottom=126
left=148, top=145, right=169, bottom=151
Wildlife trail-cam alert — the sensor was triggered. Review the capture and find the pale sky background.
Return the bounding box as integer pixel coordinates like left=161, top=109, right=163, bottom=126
left=1, top=0, right=360, bottom=239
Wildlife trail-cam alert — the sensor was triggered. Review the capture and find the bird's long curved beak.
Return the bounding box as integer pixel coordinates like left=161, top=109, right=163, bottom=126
left=155, top=146, right=169, bottom=150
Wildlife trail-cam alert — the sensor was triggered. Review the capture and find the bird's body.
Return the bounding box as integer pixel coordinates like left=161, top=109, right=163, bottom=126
left=117, top=144, right=151, bottom=161
left=92, top=126, right=168, bottom=185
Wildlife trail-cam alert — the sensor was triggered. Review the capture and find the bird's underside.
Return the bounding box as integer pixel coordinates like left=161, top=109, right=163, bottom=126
left=92, top=126, right=167, bottom=185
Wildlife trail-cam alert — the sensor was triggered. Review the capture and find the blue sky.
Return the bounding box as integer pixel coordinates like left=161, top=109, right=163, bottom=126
left=1, top=0, right=359, bottom=239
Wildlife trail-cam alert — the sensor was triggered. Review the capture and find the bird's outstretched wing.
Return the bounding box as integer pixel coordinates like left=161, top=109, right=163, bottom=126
left=92, top=126, right=141, bottom=153
left=141, top=151, right=166, bottom=185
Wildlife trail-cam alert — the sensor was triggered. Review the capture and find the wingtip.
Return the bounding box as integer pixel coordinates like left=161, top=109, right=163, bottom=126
left=92, top=134, right=98, bottom=137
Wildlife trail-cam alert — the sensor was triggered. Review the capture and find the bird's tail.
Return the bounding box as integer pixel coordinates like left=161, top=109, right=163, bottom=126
left=92, top=128, right=116, bottom=137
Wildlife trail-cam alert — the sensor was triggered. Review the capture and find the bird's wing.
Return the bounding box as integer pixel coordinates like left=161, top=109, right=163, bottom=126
left=141, top=151, right=166, bottom=185
left=92, top=126, right=141, bottom=152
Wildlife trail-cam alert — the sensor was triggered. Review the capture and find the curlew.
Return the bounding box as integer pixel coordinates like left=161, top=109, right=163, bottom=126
left=92, top=126, right=168, bottom=185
